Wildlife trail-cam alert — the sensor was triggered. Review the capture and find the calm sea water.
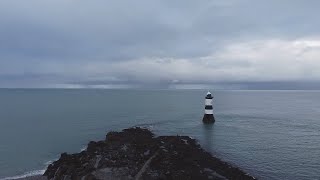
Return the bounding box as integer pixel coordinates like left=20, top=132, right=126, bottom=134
left=0, top=89, right=319, bottom=180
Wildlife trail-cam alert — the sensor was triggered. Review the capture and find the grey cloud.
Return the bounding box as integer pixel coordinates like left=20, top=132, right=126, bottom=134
left=1, top=0, right=320, bottom=88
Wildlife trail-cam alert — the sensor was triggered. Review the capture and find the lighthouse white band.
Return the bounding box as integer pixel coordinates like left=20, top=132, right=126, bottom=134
left=205, top=99, right=213, bottom=106
left=205, top=109, right=213, bottom=114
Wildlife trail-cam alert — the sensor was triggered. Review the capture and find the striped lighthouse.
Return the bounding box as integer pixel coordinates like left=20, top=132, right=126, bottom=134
left=203, top=91, right=215, bottom=124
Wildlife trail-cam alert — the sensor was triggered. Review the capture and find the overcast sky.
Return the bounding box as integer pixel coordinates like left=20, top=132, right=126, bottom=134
left=1, top=0, right=320, bottom=89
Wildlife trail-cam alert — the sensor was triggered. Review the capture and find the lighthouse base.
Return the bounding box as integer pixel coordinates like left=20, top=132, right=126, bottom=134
left=202, top=114, right=215, bottom=124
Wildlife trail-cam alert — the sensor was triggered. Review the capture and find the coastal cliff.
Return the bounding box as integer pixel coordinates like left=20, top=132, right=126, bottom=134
left=44, top=127, right=255, bottom=180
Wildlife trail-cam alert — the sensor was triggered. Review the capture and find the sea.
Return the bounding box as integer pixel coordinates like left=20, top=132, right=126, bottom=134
left=0, top=89, right=319, bottom=180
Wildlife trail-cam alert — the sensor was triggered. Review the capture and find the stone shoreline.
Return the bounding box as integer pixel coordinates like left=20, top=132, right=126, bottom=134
left=25, top=127, right=256, bottom=180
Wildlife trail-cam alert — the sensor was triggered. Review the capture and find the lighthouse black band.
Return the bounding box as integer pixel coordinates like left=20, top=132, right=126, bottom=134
left=205, top=105, right=213, bottom=110
left=205, top=95, right=213, bottom=99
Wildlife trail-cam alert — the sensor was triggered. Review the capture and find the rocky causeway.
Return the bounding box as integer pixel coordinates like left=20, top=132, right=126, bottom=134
left=31, top=127, right=256, bottom=180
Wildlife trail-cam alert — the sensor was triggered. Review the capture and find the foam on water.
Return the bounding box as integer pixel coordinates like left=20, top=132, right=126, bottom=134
left=80, top=146, right=87, bottom=152
left=1, top=170, right=45, bottom=180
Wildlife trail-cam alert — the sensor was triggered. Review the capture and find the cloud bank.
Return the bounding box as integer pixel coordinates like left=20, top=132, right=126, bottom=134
left=1, top=0, right=320, bottom=89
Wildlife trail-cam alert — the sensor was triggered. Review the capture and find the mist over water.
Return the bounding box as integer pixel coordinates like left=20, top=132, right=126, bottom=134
left=0, top=89, right=319, bottom=179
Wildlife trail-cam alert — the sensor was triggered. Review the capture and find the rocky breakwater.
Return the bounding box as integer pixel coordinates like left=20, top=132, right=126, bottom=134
left=44, top=127, right=256, bottom=180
